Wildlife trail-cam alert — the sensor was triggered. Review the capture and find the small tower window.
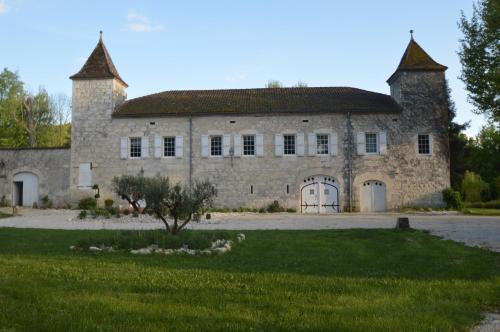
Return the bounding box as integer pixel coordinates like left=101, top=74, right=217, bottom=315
left=250, top=185, right=254, bottom=194
left=286, top=184, right=290, bottom=194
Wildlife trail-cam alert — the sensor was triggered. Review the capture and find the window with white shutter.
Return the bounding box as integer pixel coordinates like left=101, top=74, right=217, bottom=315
left=175, top=135, right=183, bottom=158
left=330, top=132, right=338, bottom=156
left=120, top=137, right=128, bottom=159
left=222, top=134, right=231, bottom=157
left=356, top=132, right=365, bottom=155
left=154, top=135, right=162, bottom=159
left=297, top=133, right=305, bottom=156
left=141, top=136, right=149, bottom=158
left=233, top=134, right=242, bottom=157
left=275, top=134, right=283, bottom=156
left=201, top=135, right=209, bottom=157
left=256, top=134, right=264, bottom=156
left=308, top=133, right=316, bottom=156
left=78, top=163, right=92, bottom=188
left=130, top=137, right=142, bottom=158
left=379, top=132, right=387, bottom=155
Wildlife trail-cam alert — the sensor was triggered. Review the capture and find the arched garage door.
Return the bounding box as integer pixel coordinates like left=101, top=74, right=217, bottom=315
left=301, top=176, right=339, bottom=213
left=12, top=172, right=39, bottom=207
left=360, top=180, right=386, bottom=212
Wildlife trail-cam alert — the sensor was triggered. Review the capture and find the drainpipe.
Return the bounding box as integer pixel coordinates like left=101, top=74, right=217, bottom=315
left=189, top=116, right=193, bottom=191
left=347, top=111, right=353, bottom=212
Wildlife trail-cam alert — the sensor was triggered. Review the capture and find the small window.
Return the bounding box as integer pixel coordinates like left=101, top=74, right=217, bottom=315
left=164, top=137, right=176, bottom=157
left=210, top=136, right=222, bottom=156
left=284, top=134, right=296, bottom=155
left=286, top=184, right=289, bottom=194
left=316, top=134, right=329, bottom=155
left=309, top=189, right=314, bottom=195
left=130, top=137, right=142, bottom=158
left=250, top=185, right=253, bottom=194
left=243, top=135, right=255, bottom=156
left=418, top=134, right=430, bottom=155
left=365, top=133, right=378, bottom=154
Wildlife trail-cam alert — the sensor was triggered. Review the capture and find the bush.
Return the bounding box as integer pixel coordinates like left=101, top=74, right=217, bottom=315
left=258, top=207, right=266, bottom=213
left=78, top=197, right=97, bottom=210
left=132, top=211, right=139, bottom=218
left=442, top=188, right=464, bottom=210
left=461, top=171, right=489, bottom=202
left=267, top=200, right=285, bottom=213
left=286, top=208, right=296, bottom=213
left=465, top=199, right=500, bottom=209
left=123, top=209, right=130, bottom=216
left=104, top=199, right=114, bottom=207
left=41, top=195, right=53, bottom=209
left=78, top=210, right=88, bottom=219
left=90, top=208, right=111, bottom=219
left=0, top=195, right=8, bottom=207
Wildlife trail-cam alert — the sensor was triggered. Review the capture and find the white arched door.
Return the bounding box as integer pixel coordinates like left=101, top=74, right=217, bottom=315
left=360, top=180, right=386, bottom=212
left=301, top=176, right=339, bottom=214
left=12, top=172, right=39, bottom=207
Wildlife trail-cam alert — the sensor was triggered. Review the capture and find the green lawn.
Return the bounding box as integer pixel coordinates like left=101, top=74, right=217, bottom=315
left=0, top=228, right=498, bottom=331
left=463, top=208, right=500, bottom=216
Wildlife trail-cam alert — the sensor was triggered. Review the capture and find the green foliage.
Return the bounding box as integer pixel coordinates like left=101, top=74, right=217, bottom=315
left=265, top=80, right=283, bottom=88
left=461, top=171, right=489, bottom=202
left=0, top=195, right=8, bottom=207
left=143, top=177, right=217, bottom=234
left=78, top=197, right=97, bottom=210
left=286, top=208, right=297, bottom=213
left=0, top=228, right=498, bottom=331
left=112, top=175, right=146, bottom=211
left=267, top=200, right=285, bottom=213
left=104, top=199, right=114, bottom=207
left=78, top=210, right=87, bottom=219
left=465, top=199, right=500, bottom=209
left=90, top=208, right=111, bottom=219
left=442, top=188, right=464, bottom=210
left=293, top=81, right=308, bottom=88
left=463, top=208, right=500, bottom=215
left=132, top=211, right=139, bottom=218
left=40, top=195, right=53, bottom=209
left=458, top=0, right=500, bottom=122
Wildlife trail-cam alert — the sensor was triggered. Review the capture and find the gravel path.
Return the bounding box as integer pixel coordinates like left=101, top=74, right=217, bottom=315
left=1, top=208, right=499, bottom=252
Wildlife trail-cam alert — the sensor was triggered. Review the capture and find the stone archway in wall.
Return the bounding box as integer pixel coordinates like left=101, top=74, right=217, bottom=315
left=353, top=173, right=394, bottom=212
left=9, top=167, right=47, bottom=207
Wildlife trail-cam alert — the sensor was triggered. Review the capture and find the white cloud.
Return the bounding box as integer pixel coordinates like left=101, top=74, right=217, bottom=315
left=127, top=10, right=164, bottom=32
left=0, top=1, right=8, bottom=14
left=225, top=73, right=248, bottom=83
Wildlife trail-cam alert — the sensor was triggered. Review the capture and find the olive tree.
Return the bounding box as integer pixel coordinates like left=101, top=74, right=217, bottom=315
left=143, top=177, right=217, bottom=234
left=112, top=175, right=147, bottom=211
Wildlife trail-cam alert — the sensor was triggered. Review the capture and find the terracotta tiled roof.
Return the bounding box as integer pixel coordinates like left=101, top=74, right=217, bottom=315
left=113, top=87, right=401, bottom=117
left=70, top=33, right=127, bottom=87
left=387, top=38, right=447, bottom=83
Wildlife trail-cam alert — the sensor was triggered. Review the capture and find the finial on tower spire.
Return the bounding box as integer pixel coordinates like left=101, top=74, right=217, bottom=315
left=99, top=30, right=103, bottom=41
left=410, top=29, right=414, bottom=40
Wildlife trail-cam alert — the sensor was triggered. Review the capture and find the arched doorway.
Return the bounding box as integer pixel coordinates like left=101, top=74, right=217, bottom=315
left=360, top=180, right=386, bottom=212
left=300, top=176, right=339, bottom=213
left=12, top=172, right=39, bottom=207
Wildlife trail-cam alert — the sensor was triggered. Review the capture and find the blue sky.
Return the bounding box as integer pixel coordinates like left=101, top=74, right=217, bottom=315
left=0, top=0, right=486, bottom=136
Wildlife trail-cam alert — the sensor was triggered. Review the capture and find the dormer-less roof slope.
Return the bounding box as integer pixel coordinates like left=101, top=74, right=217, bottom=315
left=387, top=38, right=447, bottom=83
left=70, top=33, right=128, bottom=87
left=113, top=87, right=402, bottom=117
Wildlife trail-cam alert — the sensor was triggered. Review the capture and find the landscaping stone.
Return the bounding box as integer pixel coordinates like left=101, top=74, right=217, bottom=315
left=89, top=246, right=102, bottom=252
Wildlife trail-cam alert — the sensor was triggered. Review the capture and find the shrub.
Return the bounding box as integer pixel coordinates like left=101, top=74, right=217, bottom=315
left=0, top=195, right=8, bottom=207
left=132, top=211, right=139, bottom=218
left=78, top=210, right=88, bottom=219
left=41, top=195, right=53, bottom=209
left=112, top=175, right=146, bottom=211
left=442, top=188, right=464, bottom=210
left=78, top=197, right=97, bottom=210
left=286, top=208, right=296, bottom=213
left=105, top=206, right=118, bottom=215
left=90, top=208, right=111, bottom=219
left=258, top=207, right=266, bottom=213
left=104, top=199, right=114, bottom=207
left=267, top=200, right=285, bottom=213
left=123, top=209, right=130, bottom=216
left=466, top=199, right=500, bottom=209
left=461, top=171, right=489, bottom=202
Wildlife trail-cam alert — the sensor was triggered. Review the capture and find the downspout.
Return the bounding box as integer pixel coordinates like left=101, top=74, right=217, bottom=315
left=347, top=111, right=353, bottom=212
left=189, top=116, right=193, bottom=191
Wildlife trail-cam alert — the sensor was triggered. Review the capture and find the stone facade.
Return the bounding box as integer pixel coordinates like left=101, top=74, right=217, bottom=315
left=0, top=148, right=70, bottom=206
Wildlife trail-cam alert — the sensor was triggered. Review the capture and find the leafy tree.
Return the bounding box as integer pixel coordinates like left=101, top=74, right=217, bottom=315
left=21, top=88, right=55, bottom=147
left=458, top=0, right=500, bottom=122
left=112, top=175, right=147, bottom=211
left=265, top=80, right=283, bottom=88
left=461, top=170, right=489, bottom=202
left=294, top=81, right=308, bottom=88
left=0, top=68, right=26, bottom=147
left=143, top=177, right=217, bottom=234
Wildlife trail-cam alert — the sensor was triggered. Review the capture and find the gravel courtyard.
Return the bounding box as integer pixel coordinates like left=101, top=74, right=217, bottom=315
left=1, top=207, right=499, bottom=252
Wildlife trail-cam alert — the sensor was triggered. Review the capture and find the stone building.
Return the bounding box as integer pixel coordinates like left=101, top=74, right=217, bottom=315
left=0, top=33, right=450, bottom=212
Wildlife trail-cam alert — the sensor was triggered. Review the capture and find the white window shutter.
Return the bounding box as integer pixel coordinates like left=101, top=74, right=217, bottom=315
left=175, top=136, right=183, bottom=158
left=223, top=134, right=231, bottom=157
left=78, top=163, right=92, bottom=187
left=120, top=138, right=128, bottom=159
left=297, top=133, right=305, bottom=156
left=429, top=134, right=433, bottom=155
left=154, top=135, right=162, bottom=159
left=308, top=133, right=316, bottom=156
left=379, top=132, right=387, bottom=155
left=256, top=134, right=264, bottom=156
left=357, top=132, right=365, bottom=155
left=330, top=132, right=338, bottom=156
left=201, top=135, right=209, bottom=157
left=233, top=134, right=242, bottom=157
left=275, top=134, right=283, bottom=156
left=141, top=136, right=149, bottom=158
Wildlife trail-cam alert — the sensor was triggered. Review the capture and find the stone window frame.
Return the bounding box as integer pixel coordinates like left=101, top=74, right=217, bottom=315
left=365, top=132, right=378, bottom=154
left=316, top=133, right=329, bottom=155
left=417, top=133, right=432, bottom=156
left=129, top=137, right=142, bottom=159
left=163, top=136, right=176, bottom=158
left=242, top=134, right=256, bottom=156
left=283, top=134, right=296, bottom=156
left=210, top=135, right=223, bottom=157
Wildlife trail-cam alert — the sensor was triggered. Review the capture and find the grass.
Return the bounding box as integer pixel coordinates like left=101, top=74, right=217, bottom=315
left=463, top=208, right=500, bottom=216
left=0, top=228, right=498, bottom=331
left=0, top=211, right=12, bottom=219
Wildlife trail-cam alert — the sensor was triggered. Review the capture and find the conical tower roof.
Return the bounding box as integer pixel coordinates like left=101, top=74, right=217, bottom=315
left=70, top=32, right=128, bottom=87
left=387, top=36, right=447, bottom=83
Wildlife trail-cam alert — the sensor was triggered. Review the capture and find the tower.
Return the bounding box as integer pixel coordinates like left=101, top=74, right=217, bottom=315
left=69, top=32, right=128, bottom=199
